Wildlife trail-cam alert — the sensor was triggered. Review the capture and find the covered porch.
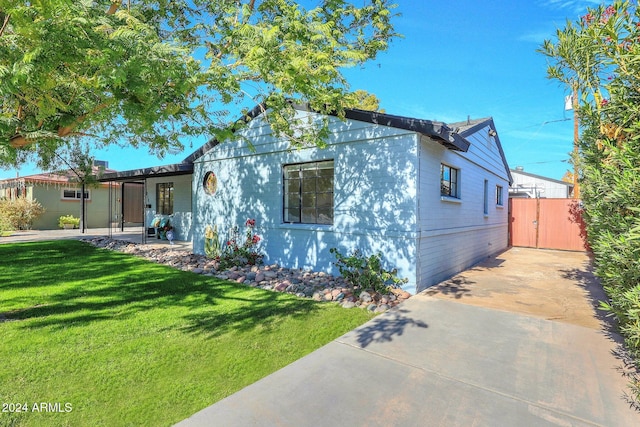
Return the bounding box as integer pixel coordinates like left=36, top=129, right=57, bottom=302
left=99, top=163, right=194, bottom=245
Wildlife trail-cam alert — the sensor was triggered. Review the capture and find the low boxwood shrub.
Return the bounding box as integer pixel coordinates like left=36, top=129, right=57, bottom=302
left=58, top=215, right=81, bottom=229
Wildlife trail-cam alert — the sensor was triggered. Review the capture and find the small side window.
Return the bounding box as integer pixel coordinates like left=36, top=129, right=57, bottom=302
left=156, top=182, right=174, bottom=215
left=440, top=164, right=460, bottom=198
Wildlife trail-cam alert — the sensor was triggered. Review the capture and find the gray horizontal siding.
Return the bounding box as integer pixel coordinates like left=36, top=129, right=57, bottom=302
left=416, top=125, right=510, bottom=291
left=416, top=224, right=507, bottom=291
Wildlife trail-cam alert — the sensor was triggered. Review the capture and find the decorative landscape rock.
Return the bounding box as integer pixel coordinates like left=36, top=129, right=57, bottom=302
left=81, top=237, right=412, bottom=312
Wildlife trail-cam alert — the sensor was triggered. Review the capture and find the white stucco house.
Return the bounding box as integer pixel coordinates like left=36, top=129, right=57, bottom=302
left=102, top=105, right=512, bottom=294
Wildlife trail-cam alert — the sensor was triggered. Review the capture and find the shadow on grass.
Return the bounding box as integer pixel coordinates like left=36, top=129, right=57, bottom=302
left=178, top=292, right=322, bottom=339
left=0, top=241, right=321, bottom=336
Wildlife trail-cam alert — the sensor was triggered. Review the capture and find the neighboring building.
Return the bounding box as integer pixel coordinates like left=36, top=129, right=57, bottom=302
left=0, top=166, right=119, bottom=229
left=102, top=105, right=512, bottom=294
left=509, top=167, right=574, bottom=198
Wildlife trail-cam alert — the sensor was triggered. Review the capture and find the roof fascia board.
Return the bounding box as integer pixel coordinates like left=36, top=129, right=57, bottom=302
left=182, top=102, right=267, bottom=164
left=99, top=163, right=194, bottom=182
left=488, top=120, right=513, bottom=185
left=343, top=109, right=470, bottom=152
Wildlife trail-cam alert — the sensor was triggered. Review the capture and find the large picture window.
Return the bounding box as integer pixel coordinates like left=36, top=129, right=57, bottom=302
left=156, top=182, right=174, bottom=215
left=283, top=160, right=334, bottom=224
left=440, top=164, right=460, bottom=198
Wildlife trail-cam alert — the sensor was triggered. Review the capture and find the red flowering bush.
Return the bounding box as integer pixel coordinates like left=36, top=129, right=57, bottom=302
left=216, top=218, right=263, bottom=269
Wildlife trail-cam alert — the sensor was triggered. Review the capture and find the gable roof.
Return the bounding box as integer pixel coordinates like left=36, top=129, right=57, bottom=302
left=101, top=104, right=506, bottom=182
left=510, top=168, right=572, bottom=187
left=448, top=116, right=513, bottom=185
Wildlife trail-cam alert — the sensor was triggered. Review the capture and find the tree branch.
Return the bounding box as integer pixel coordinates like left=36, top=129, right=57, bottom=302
left=0, top=13, right=10, bottom=37
left=107, top=1, right=121, bottom=15
left=56, top=102, right=111, bottom=137
left=10, top=102, right=112, bottom=148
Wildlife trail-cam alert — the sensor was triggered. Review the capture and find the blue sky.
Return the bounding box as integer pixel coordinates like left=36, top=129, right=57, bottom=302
left=4, top=0, right=601, bottom=181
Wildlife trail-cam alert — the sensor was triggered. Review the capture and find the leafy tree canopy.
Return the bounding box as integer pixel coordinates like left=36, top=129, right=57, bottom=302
left=351, top=89, right=385, bottom=112
left=0, top=0, right=398, bottom=169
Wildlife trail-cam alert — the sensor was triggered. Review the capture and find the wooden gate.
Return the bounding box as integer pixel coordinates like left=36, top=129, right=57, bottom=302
left=509, top=198, right=589, bottom=251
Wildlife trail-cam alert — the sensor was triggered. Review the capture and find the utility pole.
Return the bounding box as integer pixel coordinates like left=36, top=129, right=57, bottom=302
left=573, top=83, right=580, bottom=199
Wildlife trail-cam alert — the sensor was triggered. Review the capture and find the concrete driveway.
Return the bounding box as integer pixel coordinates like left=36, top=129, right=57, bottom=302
left=177, top=247, right=640, bottom=427
left=424, top=247, right=608, bottom=330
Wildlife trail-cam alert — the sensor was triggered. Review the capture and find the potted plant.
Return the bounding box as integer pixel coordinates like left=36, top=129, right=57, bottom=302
left=58, top=215, right=80, bottom=229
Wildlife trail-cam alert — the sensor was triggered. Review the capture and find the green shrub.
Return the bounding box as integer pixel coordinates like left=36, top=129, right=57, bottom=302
left=58, top=215, right=81, bottom=229
left=0, top=197, right=45, bottom=230
left=541, top=2, right=640, bottom=402
left=0, top=211, right=12, bottom=236
left=330, top=248, right=408, bottom=295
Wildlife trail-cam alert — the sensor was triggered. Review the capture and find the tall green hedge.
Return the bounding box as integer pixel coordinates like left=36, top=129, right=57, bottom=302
left=541, top=0, right=640, bottom=399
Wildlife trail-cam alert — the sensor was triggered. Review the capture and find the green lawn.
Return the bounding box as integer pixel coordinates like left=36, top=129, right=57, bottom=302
left=0, top=241, right=374, bottom=427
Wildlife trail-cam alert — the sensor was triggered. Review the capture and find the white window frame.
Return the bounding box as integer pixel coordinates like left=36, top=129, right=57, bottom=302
left=61, top=189, right=90, bottom=201
left=496, top=185, right=504, bottom=206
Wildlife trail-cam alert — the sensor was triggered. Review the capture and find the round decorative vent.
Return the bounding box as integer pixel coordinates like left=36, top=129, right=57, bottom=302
left=203, top=171, right=217, bottom=195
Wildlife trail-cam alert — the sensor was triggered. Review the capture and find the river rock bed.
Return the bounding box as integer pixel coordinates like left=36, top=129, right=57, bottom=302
left=82, top=237, right=412, bottom=312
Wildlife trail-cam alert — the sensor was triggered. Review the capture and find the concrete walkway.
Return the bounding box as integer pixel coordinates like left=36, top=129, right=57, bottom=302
left=0, top=228, right=190, bottom=250
left=176, top=248, right=640, bottom=427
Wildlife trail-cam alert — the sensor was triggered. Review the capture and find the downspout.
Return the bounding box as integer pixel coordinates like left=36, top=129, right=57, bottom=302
left=143, top=178, right=148, bottom=244
left=81, top=181, right=86, bottom=233
left=120, top=182, right=125, bottom=232
left=415, top=134, right=422, bottom=292
left=108, top=181, right=113, bottom=238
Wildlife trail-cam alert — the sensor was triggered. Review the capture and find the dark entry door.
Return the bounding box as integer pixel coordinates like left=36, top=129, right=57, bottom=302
left=122, top=182, right=144, bottom=224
